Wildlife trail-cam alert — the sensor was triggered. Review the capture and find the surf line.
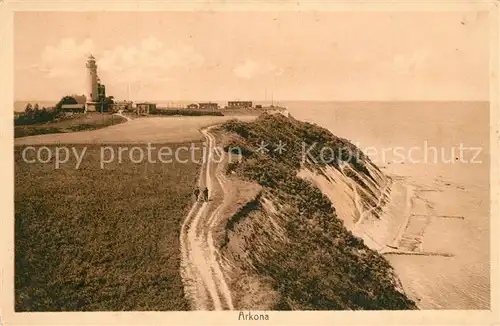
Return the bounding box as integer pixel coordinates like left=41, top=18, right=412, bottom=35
left=411, top=214, right=465, bottom=220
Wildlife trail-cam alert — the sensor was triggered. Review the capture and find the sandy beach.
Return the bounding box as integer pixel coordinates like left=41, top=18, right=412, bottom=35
left=384, top=162, right=490, bottom=309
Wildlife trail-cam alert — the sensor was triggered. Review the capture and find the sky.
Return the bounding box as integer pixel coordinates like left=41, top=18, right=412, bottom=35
left=14, top=11, right=490, bottom=102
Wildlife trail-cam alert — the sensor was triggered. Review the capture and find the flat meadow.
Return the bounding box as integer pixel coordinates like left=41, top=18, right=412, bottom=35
left=14, top=142, right=203, bottom=311
left=15, top=115, right=257, bottom=145
left=14, top=112, right=127, bottom=138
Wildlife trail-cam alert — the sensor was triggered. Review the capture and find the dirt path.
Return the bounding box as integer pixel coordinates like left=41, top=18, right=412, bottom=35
left=112, top=112, right=132, bottom=121
left=179, top=126, right=234, bottom=310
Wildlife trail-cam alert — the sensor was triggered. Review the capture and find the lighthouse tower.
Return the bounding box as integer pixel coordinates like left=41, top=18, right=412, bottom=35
left=85, top=54, right=98, bottom=111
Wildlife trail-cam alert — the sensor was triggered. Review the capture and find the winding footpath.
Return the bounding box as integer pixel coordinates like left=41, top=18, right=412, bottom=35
left=179, top=126, right=234, bottom=310
left=112, top=112, right=132, bottom=121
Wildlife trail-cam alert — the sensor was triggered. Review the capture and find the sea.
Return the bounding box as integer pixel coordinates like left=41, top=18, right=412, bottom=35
left=284, top=101, right=491, bottom=310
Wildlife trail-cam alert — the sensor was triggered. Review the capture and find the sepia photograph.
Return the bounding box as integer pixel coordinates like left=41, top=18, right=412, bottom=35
left=1, top=2, right=499, bottom=325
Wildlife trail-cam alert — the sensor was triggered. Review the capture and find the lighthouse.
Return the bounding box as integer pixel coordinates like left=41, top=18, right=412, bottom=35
left=85, top=54, right=98, bottom=111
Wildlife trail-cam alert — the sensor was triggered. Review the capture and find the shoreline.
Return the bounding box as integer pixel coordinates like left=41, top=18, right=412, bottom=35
left=362, top=161, right=489, bottom=309
left=285, top=102, right=490, bottom=310
left=349, top=166, right=422, bottom=307
left=351, top=169, right=413, bottom=253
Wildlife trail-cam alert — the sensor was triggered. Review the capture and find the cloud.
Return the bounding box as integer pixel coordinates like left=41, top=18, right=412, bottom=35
left=38, top=37, right=94, bottom=78
left=233, top=59, right=283, bottom=79
left=36, top=37, right=205, bottom=84
left=97, top=37, right=204, bottom=83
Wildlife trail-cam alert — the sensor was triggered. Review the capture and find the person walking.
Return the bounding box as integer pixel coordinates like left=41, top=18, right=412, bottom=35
left=203, top=187, right=209, bottom=202
left=193, top=187, right=200, bottom=201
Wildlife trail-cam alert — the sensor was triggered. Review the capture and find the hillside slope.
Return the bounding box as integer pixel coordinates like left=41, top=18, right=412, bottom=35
left=215, top=113, right=416, bottom=310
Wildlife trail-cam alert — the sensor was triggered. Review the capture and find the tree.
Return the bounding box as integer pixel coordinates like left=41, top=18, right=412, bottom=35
left=33, top=103, right=41, bottom=122
left=24, top=103, right=34, bottom=120
left=101, top=96, right=114, bottom=112
left=16, top=103, right=59, bottom=125
left=104, top=96, right=114, bottom=105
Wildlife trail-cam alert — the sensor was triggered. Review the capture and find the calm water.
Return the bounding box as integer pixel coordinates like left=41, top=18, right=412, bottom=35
left=286, top=101, right=490, bottom=309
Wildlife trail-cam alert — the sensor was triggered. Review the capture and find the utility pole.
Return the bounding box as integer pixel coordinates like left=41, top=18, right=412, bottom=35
left=127, top=82, right=131, bottom=102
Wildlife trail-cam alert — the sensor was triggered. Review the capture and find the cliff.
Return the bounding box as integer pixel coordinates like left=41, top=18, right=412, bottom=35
left=215, top=113, right=416, bottom=310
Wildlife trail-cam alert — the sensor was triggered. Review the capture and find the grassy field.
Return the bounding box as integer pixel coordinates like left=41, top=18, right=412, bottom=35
left=15, top=142, right=202, bottom=311
left=15, top=115, right=257, bottom=146
left=15, top=113, right=127, bottom=138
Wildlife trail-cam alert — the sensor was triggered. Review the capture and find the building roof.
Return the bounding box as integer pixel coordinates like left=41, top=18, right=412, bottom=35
left=61, top=104, right=85, bottom=109
left=70, top=95, right=87, bottom=104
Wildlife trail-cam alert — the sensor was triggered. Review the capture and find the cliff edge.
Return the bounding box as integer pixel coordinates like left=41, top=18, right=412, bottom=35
left=212, top=113, right=416, bottom=310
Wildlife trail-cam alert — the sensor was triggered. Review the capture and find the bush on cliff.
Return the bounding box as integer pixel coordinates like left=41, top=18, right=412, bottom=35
left=219, top=113, right=416, bottom=310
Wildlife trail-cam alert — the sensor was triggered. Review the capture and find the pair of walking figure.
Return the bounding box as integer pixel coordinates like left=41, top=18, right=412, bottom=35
left=194, top=187, right=209, bottom=202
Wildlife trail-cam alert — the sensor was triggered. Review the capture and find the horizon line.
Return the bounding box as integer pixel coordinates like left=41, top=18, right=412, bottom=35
left=14, top=99, right=490, bottom=103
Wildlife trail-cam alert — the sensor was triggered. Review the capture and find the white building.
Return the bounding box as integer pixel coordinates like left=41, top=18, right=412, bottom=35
left=85, top=54, right=99, bottom=112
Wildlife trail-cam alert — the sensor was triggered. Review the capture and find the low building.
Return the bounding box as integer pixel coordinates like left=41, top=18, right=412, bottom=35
left=136, top=102, right=156, bottom=115
left=187, top=103, right=199, bottom=110
left=110, top=101, right=133, bottom=113
left=58, top=94, right=88, bottom=112
left=227, top=101, right=253, bottom=109
left=61, top=103, right=86, bottom=113
left=71, top=94, right=87, bottom=104
left=85, top=102, right=99, bottom=112
left=198, top=102, right=219, bottom=110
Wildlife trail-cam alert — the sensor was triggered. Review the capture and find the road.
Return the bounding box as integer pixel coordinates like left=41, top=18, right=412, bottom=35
left=179, top=126, right=234, bottom=310
left=112, top=112, right=132, bottom=121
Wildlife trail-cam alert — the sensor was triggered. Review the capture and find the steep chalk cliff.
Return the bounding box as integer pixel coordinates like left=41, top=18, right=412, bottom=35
left=215, top=113, right=416, bottom=310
